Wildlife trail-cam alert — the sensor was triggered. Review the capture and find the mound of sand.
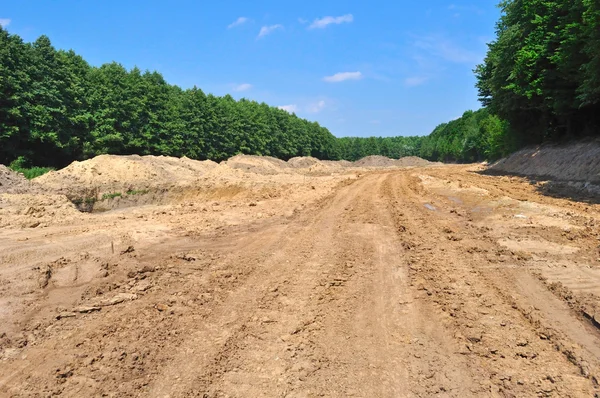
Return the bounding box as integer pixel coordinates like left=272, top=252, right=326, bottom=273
left=354, top=156, right=398, bottom=168
left=0, top=193, right=81, bottom=228
left=0, top=165, right=28, bottom=194
left=35, top=154, right=219, bottom=195
left=489, top=141, right=600, bottom=183
left=224, top=155, right=292, bottom=175
left=353, top=155, right=436, bottom=168
left=287, top=157, right=324, bottom=169
left=324, top=160, right=353, bottom=168
left=394, top=156, right=437, bottom=168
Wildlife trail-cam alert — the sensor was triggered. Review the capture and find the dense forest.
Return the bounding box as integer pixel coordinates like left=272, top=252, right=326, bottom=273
left=476, top=0, right=600, bottom=145
left=3, top=0, right=600, bottom=170
left=0, top=27, right=339, bottom=168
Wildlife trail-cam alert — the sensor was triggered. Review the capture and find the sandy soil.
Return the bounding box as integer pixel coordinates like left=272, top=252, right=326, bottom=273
left=1, top=156, right=600, bottom=397
left=489, top=140, right=600, bottom=183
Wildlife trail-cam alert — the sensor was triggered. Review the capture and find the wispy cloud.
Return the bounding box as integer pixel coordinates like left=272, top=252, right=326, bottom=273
left=323, top=71, right=363, bottom=83
left=412, top=35, right=483, bottom=64
left=309, top=14, right=353, bottom=29
left=447, top=4, right=485, bottom=15
left=298, top=18, right=308, bottom=24
left=228, top=17, right=249, bottom=29
left=307, top=100, right=326, bottom=113
left=278, top=104, right=298, bottom=113
left=0, top=18, right=11, bottom=28
left=258, top=24, right=283, bottom=38
left=232, top=83, right=252, bottom=92
left=404, top=76, right=429, bottom=87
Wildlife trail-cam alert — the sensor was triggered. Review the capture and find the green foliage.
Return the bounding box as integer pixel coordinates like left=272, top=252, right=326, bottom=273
left=126, top=189, right=149, bottom=196
left=336, top=136, right=423, bottom=161
left=101, top=192, right=122, bottom=200
left=8, top=156, right=54, bottom=179
left=0, top=25, right=522, bottom=167
left=0, top=27, right=340, bottom=167
left=418, top=109, right=514, bottom=163
left=476, top=0, right=600, bottom=143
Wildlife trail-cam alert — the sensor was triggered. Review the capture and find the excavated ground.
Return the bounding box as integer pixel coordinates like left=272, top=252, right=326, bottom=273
left=1, top=159, right=600, bottom=397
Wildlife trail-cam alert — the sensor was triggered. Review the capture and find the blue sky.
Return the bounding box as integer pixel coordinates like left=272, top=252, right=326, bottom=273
left=1, top=1, right=500, bottom=137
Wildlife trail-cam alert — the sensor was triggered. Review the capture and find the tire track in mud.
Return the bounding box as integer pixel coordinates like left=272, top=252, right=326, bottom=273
left=385, top=171, right=599, bottom=397
left=3, top=166, right=600, bottom=397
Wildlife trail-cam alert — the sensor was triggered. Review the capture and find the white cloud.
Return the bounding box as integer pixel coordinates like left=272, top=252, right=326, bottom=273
left=404, top=76, right=429, bottom=87
left=298, top=18, right=308, bottom=24
left=228, top=17, right=249, bottom=29
left=413, top=35, right=483, bottom=64
left=309, top=14, right=353, bottom=29
left=370, top=120, right=381, bottom=125
left=323, top=71, right=363, bottom=83
left=278, top=104, right=298, bottom=113
left=258, top=24, right=283, bottom=38
left=232, top=83, right=252, bottom=92
left=307, top=100, right=326, bottom=113
left=0, top=18, right=11, bottom=28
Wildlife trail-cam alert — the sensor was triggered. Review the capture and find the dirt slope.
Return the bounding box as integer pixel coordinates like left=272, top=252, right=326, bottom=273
left=1, top=161, right=600, bottom=396
left=489, top=140, right=600, bottom=183
left=0, top=165, right=27, bottom=194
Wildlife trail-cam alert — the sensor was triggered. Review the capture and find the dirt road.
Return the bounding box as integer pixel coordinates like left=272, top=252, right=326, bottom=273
left=2, top=165, right=600, bottom=397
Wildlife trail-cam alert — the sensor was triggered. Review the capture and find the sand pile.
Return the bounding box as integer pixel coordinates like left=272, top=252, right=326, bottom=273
left=489, top=141, right=600, bottom=183
left=288, top=157, right=324, bottom=168
left=0, top=165, right=28, bottom=194
left=394, top=156, right=437, bottom=168
left=35, top=154, right=219, bottom=195
left=224, top=155, right=292, bottom=175
left=354, top=156, right=398, bottom=168
left=0, top=193, right=81, bottom=228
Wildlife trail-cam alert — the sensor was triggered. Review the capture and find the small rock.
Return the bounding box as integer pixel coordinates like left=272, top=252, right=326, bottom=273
left=75, top=306, right=101, bottom=314
left=466, top=333, right=482, bottom=343
left=133, top=280, right=152, bottom=292
left=120, top=246, right=135, bottom=255
left=102, top=292, right=137, bottom=306
left=56, top=312, right=76, bottom=320
left=249, top=202, right=257, bottom=207
left=516, top=339, right=528, bottom=347
left=155, top=303, right=169, bottom=312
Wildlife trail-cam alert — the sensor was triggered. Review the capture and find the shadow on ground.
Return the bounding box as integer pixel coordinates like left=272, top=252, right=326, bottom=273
left=476, top=169, right=600, bottom=205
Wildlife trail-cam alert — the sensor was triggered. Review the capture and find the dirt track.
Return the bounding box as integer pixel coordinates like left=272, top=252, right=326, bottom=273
left=2, top=164, right=600, bottom=397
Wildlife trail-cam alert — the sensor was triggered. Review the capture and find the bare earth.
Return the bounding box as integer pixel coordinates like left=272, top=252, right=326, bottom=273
left=1, top=161, right=600, bottom=397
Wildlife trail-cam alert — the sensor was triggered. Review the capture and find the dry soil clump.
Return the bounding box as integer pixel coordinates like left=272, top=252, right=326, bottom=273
left=0, top=165, right=28, bottom=194
left=489, top=140, right=600, bottom=183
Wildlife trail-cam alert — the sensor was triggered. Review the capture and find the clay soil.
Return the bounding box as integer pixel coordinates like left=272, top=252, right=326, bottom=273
left=1, top=158, right=600, bottom=397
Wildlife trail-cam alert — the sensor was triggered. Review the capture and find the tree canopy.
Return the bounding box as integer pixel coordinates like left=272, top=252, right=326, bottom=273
left=0, top=27, right=340, bottom=167
left=6, top=2, right=596, bottom=171
left=475, top=0, right=600, bottom=145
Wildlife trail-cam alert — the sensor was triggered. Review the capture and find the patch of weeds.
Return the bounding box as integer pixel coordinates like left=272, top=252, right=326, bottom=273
left=126, top=189, right=149, bottom=196
left=9, top=157, right=54, bottom=179
left=102, top=192, right=122, bottom=200
left=68, top=188, right=99, bottom=213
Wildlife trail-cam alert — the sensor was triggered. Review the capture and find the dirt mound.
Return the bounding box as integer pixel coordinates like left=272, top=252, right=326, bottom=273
left=0, top=165, right=28, bottom=193
left=287, top=157, right=323, bottom=168
left=35, top=154, right=218, bottom=196
left=489, top=140, right=600, bottom=183
left=224, top=155, right=292, bottom=175
left=0, top=193, right=81, bottom=228
left=324, top=159, right=353, bottom=168
left=354, top=155, right=397, bottom=167
left=394, top=156, right=437, bottom=168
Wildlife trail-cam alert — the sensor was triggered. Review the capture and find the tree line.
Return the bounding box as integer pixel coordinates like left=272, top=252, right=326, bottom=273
left=476, top=0, right=600, bottom=146
left=0, top=26, right=511, bottom=169
left=0, top=27, right=339, bottom=168
left=5, top=0, right=598, bottom=171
